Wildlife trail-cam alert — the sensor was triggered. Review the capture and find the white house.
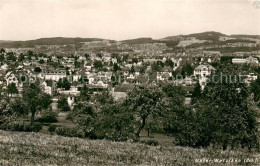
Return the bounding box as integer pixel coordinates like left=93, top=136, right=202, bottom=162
left=96, top=80, right=108, bottom=88
left=110, top=91, right=127, bottom=101
left=84, top=62, right=92, bottom=71
left=5, top=72, right=19, bottom=87
left=67, top=96, right=75, bottom=107
left=172, top=58, right=182, bottom=70
left=103, top=55, right=111, bottom=62
left=57, top=86, right=80, bottom=108
left=51, top=56, right=58, bottom=62
left=194, top=64, right=215, bottom=89
left=247, top=56, right=259, bottom=64
left=232, top=58, right=248, bottom=64
left=57, top=86, right=80, bottom=96
left=157, top=72, right=172, bottom=81
left=5, top=71, right=23, bottom=93
left=41, top=81, right=52, bottom=95
left=111, top=58, right=117, bottom=63
left=78, top=56, right=86, bottom=62
left=127, top=74, right=135, bottom=80
left=90, top=74, right=109, bottom=88
left=0, top=64, right=8, bottom=70
left=23, top=61, right=31, bottom=66
left=244, top=73, right=258, bottom=84
left=232, top=56, right=259, bottom=64
left=194, top=64, right=215, bottom=78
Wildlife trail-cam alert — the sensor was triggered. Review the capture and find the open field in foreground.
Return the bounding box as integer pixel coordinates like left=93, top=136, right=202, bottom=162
left=0, top=130, right=259, bottom=165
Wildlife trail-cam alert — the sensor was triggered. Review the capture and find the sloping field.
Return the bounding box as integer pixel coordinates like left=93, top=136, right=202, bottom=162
left=0, top=130, right=259, bottom=165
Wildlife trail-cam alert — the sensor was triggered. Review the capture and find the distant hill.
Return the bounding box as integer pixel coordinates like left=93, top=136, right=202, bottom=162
left=121, top=38, right=158, bottom=45
left=120, top=38, right=180, bottom=47
left=184, top=31, right=226, bottom=41
left=230, top=34, right=260, bottom=39
left=1, top=32, right=259, bottom=48
left=0, top=37, right=107, bottom=48
left=0, top=40, right=13, bottom=44
left=162, top=31, right=227, bottom=41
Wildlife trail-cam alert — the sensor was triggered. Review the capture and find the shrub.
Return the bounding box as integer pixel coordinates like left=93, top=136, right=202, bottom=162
left=0, top=122, right=42, bottom=132
left=69, top=100, right=137, bottom=142
left=90, top=112, right=136, bottom=141
left=31, top=123, right=43, bottom=132
left=56, top=127, right=84, bottom=138
left=12, top=123, right=25, bottom=131
left=83, top=105, right=136, bottom=142
left=37, top=110, right=58, bottom=123
left=84, top=131, right=105, bottom=140
left=48, top=125, right=56, bottom=134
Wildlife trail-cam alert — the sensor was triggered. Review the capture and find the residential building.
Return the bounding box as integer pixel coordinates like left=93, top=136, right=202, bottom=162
left=194, top=64, right=215, bottom=78
left=44, top=70, right=66, bottom=81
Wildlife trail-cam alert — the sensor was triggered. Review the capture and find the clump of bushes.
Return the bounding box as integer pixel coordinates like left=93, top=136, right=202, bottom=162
left=56, top=127, right=84, bottom=138
left=69, top=101, right=137, bottom=142
left=36, top=110, right=58, bottom=123
left=48, top=125, right=56, bottom=134
left=31, top=123, right=43, bottom=132
left=0, top=122, right=42, bottom=132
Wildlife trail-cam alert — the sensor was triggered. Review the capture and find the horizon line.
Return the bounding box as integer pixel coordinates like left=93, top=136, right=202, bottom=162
left=1, top=31, right=260, bottom=42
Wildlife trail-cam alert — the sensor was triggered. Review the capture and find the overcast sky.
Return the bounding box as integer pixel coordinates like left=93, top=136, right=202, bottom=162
left=0, top=0, right=259, bottom=41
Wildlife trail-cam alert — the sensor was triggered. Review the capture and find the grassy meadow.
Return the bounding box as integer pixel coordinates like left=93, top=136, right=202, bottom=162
left=0, top=130, right=259, bottom=165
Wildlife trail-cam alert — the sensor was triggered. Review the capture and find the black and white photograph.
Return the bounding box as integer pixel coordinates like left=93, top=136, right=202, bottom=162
left=0, top=0, right=260, bottom=165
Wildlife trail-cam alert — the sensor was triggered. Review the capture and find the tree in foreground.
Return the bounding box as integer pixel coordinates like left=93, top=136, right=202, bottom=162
left=22, top=83, right=52, bottom=124
left=202, top=79, right=258, bottom=150
left=161, top=69, right=260, bottom=150
left=68, top=92, right=136, bottom=141
left=161, top=85, right=195, bottom=146
left=190, top=74, right=259, bottom=149
left=88, top=103, right=135, bottom=141
left=125, top=85, right=163, bottom=139
left=0, top=98, right=28, bottom=129
left=0, top=98, right=17, bottom=127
